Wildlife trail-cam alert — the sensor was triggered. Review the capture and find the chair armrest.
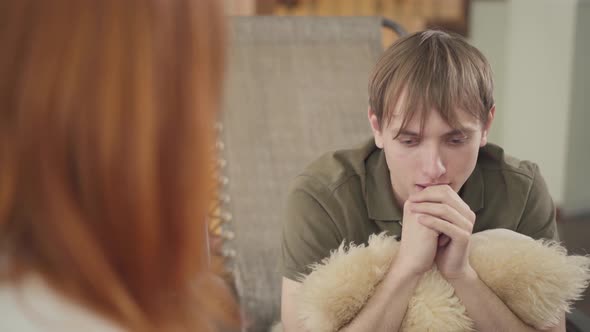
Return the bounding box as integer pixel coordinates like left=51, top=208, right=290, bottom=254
left=567, top=308, right=590, bottom=332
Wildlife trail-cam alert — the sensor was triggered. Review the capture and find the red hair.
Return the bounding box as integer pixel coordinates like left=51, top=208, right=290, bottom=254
left=0, top=0, right=237, bottom=330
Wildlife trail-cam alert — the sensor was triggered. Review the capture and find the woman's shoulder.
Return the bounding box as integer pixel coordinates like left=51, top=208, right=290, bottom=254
left=0, top=276, right=123, bottom=332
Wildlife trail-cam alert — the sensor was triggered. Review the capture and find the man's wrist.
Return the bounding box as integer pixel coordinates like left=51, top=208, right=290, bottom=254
left=387, top=259, right=427, bottom=284
left=445, top=265, right=479, bottom=288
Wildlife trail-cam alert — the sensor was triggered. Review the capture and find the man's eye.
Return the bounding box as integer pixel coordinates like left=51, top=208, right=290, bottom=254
left=398, top=137, right=419, bottom=146
left=448, top=136, right=468, bottom=145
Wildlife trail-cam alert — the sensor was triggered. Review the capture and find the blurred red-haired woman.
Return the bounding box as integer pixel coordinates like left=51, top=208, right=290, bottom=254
left=0, top=0, right=237, bottom=331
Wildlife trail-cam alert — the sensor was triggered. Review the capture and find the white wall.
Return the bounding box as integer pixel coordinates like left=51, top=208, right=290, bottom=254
left=502, top=0, right=577, bottom=204
left=563, top=2, right=590, bottom=215
left=469, top=1, right=509, bottom=147
left=471, top=0, right=589, bottom=214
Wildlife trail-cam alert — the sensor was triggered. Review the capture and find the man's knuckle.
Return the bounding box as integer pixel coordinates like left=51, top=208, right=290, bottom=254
left=460, top=230, right=471, bottom=240
left=443, top=204, right=453, bottom=215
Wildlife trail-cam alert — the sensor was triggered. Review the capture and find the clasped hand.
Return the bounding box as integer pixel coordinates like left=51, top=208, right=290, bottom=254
left=396, top=185, right=476, bottom=280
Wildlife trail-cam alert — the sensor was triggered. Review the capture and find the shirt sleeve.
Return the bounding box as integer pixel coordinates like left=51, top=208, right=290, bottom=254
left=281, top=177, right=343, bottom=281
left=516, top=164, right=559, bottom=241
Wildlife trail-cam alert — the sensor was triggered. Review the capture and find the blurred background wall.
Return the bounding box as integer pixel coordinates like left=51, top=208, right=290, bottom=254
left=471, top=0, right=590, bottom=219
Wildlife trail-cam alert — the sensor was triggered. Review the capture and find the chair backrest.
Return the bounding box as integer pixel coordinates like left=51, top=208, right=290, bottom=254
left=221, top=16, right=385, bottom=331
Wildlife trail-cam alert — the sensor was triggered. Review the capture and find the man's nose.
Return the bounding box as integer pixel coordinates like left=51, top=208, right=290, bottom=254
left=421, top=145, right=447, bottom=180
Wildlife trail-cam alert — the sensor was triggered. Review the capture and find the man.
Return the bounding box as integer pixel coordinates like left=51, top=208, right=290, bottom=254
left=281, top=30, right=564, bottom=331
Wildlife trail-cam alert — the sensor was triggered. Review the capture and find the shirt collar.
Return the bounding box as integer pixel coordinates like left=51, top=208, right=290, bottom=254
left=365, top=148, right=403, bottom=221
left=461, top=162, right=485, bottom=213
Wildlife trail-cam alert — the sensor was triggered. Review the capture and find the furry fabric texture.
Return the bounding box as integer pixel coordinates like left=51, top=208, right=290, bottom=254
left=286, top=229, right=590, bottom=332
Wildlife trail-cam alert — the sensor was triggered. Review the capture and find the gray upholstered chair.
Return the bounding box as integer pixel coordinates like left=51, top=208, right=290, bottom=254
left=217, top=16, right=394, bottom=331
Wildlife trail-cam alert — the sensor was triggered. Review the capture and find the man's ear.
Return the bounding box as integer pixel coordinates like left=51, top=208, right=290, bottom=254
left=368, top=106, right=384, bottom=149
left=480, top=105, right=496, bottom=147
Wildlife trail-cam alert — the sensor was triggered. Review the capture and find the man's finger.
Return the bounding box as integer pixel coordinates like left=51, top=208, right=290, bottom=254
left=410, top=202, right=473, bottom=232
left=409, top=185, right=475, bottom=224
left=417, top=215, right=470, bottom=245
left=438, top=234, right=451, bottom=247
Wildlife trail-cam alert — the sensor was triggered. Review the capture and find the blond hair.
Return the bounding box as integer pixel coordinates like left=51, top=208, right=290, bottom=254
left=369, top=30, right=494, bottom=132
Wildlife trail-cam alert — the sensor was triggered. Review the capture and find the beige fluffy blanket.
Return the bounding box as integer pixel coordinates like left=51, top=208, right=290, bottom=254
left=279, top=229, right=590, bottom=332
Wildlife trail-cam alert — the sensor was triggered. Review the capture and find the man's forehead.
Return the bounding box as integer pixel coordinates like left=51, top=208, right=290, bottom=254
left=388, top=109, right=481, bottom=134
left=392, top=126, right=476, bottom=136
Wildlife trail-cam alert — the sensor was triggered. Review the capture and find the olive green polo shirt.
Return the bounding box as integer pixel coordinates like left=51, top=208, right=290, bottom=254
left=281, top=138, right=559, bottom=281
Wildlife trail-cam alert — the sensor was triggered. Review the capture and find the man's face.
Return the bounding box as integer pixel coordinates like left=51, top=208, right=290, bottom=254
left=369, top=107, right=493, bottom=208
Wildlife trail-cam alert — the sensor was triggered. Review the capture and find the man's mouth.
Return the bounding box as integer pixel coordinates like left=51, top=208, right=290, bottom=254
left=415, top=183, right=450, bottom=191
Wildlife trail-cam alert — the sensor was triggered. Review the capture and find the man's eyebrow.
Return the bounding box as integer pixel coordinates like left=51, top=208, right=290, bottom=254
left=394, top=129, right=421, bottom=136
left=445, top=128, right=476, bottom=136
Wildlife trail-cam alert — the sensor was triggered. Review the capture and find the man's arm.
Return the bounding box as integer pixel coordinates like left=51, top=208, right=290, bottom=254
left=284, top=272, right=566, bottom=332
left=450, top=165, right=565, bottom=332
left=281, top=262, right=421, bottom=332
left=282, top=186, right=441, bottom=332
left=516, top=163, right=559, bottom=240
left=412, top=185, right=566, bottom=332
left=449, top=269, right=566, bottom=332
